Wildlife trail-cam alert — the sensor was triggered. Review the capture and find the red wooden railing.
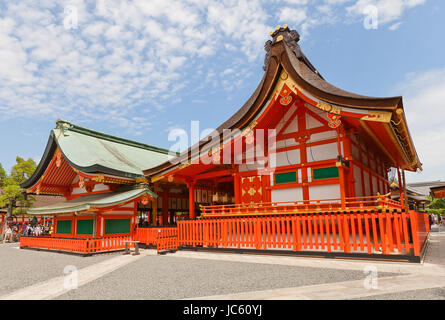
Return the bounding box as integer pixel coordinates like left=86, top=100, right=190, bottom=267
left=178, top=211, right=429, bottom=257
left=19, top=236, right=134, bottom=254
left=137, top=227, right=178, bottom=253
left=200, top=195, right=403, bottom=217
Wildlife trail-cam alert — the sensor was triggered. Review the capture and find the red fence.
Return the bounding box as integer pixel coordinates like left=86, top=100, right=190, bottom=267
left=137, top=227, right=178, bottom=253
left=178, top=211, right=429, bottom=257
left=20, top=236, right=134, bottom=255
left=201, top=196, right=402, bottom=217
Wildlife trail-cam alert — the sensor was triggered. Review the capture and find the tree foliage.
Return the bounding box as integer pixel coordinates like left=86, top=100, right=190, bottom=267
left=0, top=157, right=37, bottom=215
left=0, top=163, right=6, bottom=188
left=427, top=196, right=445, bottom=215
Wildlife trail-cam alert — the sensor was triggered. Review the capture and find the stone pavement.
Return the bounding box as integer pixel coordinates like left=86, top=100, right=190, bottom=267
left=186, top=231, right=445, bottom=300
left=0, top=231, right=443, bottom=300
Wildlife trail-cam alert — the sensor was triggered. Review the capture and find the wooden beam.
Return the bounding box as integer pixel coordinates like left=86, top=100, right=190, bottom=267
left=195, top=169, right=232, bottom=180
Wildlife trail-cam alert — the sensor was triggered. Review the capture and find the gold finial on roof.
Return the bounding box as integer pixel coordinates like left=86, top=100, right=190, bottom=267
left=276, top=25, right=281, bottom=30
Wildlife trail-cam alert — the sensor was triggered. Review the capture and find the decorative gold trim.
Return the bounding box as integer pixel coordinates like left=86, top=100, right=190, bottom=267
left=93, top=174, right=105, bottom=183
left=361, top=111, right=392, bottom=123
left=317, top=101, right=341, bottom=115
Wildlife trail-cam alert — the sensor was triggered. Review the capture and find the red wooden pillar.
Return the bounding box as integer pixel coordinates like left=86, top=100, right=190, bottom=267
left=95, top=213, right=102, bottom=238
left=162, top=187, right=169, bottom=225
left=188, top=181, right=196, bottom=219
left=397, top=168, right=404, bottom=207
left=233, top=165, right=240, bottom=204
left=336, top=128, right=346, bottom=209
left=298, top=108, right=309, bottom=201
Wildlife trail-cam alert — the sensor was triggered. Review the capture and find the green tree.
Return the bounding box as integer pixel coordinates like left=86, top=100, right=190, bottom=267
left=0, top=157, right=37, bottom=217
left=427, top=196, right=445, bottom=216
left=0, top=163, right=6, bottom=187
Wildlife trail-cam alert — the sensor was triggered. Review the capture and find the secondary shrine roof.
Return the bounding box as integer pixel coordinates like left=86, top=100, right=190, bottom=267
left=21, top=120, right=177, bottom=191
left=27, top=185, right=155, bottom=215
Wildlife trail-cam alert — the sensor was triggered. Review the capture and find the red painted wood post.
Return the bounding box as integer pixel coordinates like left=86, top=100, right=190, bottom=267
left=377, top=212, right=388, bottom=254
left=386, top=211, right=394, bottom=253
left=325, top=213, right=331, bottom=252
left=370, top=212, right=379, bottom=252
left=302, top=214, right=307, bottom=250
left=255, top=219, right=261, bottom=250
left=343, top=212, right=351, bottom=253
left=350, top=213, right=357, bottom=252
left=357, top=213, right=364, bottom=252
left=313, top=213, right=319, bottom=249
left=330, top=213, right=338, bottom=250
left=410, top=211, right=420, bottom=256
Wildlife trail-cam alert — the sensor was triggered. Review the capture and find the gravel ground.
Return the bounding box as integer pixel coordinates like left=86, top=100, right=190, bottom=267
left=0, top=243, right=119, bottom=296
left=57, top=255, right=398, bottom=300
left=353, top=287, right=445, bottom=300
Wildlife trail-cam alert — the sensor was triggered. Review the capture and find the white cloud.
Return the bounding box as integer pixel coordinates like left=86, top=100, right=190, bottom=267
left=397, top=67, right=445, bottom=182
left=0, top=0, right=427, bottom=136
left=346, top=0, right=426, bottom=25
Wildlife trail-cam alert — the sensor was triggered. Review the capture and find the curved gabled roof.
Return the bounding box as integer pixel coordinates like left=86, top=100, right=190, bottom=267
left=144, top=26, right=421, bottom=179
left=21, top=120, right=177, bottom=189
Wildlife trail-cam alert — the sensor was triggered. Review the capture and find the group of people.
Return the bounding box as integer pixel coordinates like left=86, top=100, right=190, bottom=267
left=2, top=222, right=53, bottom=243
left=429, top=214, right=445, bottom=227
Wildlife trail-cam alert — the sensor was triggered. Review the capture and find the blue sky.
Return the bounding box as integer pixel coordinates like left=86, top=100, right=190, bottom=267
left=0, top=0, right=443, bottom=183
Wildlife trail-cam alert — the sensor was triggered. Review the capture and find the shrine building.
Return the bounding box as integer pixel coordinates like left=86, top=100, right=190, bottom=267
left=18, top=26, right=429, bottom=261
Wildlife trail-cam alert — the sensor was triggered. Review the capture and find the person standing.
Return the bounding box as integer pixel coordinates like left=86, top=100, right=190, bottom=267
left=21, top=223, right=28, bottom=236
left=3, top=226, right=12, bottom=243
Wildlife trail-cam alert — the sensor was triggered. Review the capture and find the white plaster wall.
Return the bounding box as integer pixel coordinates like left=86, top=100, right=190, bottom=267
left=93, top=183, right=109, bottom=192
left=239, top=163, right=264, bottom=172
left=271, top=187, right=303, bottom=203
left=277, top=139, right=298, bottom=149
left=275, top=149, right=301, bottom=167
left=306, top=114, right=324, bottom=129
left=306, top=142, right=338, bottom=162
left=274, top=102, right=297, bottom=131
left=309, top=184, right=341, bottom=201
left=71, top=187, right=84, bottom=195
left=363, top=171, right=371, bottom=196
left=353, top=165, right=363, bottom=197
left=372, top=176, right=378, bottom=195
left=283, top=117, right=299, bottom=134
left=107, top=211, right=133, bottom=215
left=120, top=202, right=134, bottom=208
left=351, top=144, right=360, bottom=160
left=307, top=131, right=337, bottom=143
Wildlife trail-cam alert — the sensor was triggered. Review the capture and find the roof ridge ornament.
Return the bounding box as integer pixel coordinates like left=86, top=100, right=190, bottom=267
left=263, top=25, right=303, bottom=71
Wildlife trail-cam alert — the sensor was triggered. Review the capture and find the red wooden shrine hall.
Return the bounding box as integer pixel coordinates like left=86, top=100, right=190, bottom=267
left=141, top=26, right=428, bottom=261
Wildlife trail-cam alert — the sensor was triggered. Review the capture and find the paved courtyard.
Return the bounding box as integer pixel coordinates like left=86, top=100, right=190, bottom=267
left=0, top=229, right=444, bottom=300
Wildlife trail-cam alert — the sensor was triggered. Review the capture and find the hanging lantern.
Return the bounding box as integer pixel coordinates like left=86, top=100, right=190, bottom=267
left=78, top=176, right=85, bottom=188
left=141, top=194, right=149, bottom=205
left=168, top=175, right=174, bottom=183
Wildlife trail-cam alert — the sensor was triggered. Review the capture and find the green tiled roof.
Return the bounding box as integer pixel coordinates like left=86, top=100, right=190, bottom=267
left=27, top=185, right=155, bottom=215
left=54, top=120, right=176, bottom=177
left=22, top=120, right=178, bottom=188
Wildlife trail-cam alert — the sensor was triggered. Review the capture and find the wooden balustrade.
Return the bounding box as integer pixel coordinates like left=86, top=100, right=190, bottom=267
left=200, top=195, right=403, bottom=217
left=19, top=235, right=134, bottom=255
left=137, top=226, right=178, bottom=253
left=178, top=211, right=429, bottom=257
